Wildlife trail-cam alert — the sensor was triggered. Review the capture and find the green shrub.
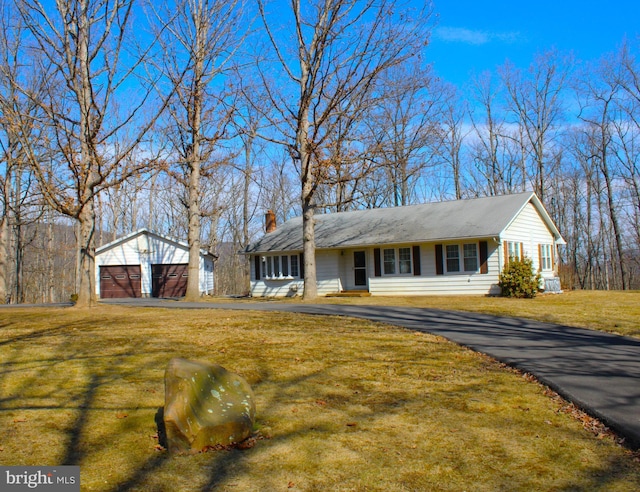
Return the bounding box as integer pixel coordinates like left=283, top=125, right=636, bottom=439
left=499, top=257, right=542, bottom=298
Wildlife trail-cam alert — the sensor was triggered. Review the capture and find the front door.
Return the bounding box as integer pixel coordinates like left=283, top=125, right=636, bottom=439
left=353, top=251, right=367, bottom=286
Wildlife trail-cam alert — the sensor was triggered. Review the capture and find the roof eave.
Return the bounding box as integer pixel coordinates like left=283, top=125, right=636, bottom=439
left=244, top=233, right=504, bottom=254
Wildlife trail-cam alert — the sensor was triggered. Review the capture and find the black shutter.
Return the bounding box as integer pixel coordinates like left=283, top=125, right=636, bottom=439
left=479, top=241, right=488, bottom=274
left=254, top=255, right=261, bottom=280
left=412, top=245, right=421, bottom=276
left=374, top=248, right=381, bottom=277
left=299, top=253, right=304, bottom=278
left=435, top=244, right=443, bottom=275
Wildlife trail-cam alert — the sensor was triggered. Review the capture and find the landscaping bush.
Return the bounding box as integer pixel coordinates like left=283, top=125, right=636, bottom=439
left=499, top=257, right=542, bottom=298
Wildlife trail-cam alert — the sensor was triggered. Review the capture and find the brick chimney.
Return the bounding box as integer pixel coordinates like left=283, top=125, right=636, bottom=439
left=265, top=210, right=276, bottom=233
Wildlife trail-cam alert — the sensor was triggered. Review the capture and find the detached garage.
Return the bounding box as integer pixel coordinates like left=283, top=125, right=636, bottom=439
left=96, top=229, right=215, bottom=299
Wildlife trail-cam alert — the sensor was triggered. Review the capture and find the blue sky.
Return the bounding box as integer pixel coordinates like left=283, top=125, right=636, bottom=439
left=427, top=0, right=640, bottom=86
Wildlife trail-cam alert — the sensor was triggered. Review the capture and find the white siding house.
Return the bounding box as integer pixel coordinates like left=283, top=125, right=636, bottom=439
left=96, top=229, right=215, bottom=298
left=244, top=193, right=564, bottom=297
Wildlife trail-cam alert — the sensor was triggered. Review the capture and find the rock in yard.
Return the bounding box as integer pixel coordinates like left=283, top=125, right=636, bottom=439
left=163, top=358, right=256, bottom=454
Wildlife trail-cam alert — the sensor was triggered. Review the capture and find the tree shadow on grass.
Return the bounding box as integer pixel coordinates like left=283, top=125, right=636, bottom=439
left=61, top=373, right=100, bottom=465
left=0, top=312, right=168, bottom=472
left=3, top=306, right=640, bottom=490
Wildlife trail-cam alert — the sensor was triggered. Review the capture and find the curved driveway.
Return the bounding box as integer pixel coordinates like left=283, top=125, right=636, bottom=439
left=107, top=298, right=640, bottom=448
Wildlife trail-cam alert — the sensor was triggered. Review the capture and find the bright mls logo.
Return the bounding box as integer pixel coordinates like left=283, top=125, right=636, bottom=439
left=1, top=466, right=80, bottom=491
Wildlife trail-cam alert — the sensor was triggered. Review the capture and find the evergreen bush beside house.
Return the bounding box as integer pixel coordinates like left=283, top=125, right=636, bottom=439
left=499, top=257, right=542, bottom=298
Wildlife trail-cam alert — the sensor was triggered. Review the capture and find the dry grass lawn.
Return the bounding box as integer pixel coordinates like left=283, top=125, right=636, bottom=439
left=1, top=300, right=639, bottom=491
left=263, top=290, right=640, bottom=338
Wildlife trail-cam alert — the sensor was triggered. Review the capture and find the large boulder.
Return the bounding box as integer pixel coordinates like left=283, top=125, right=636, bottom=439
left=163, top=358, right=256, bottom=454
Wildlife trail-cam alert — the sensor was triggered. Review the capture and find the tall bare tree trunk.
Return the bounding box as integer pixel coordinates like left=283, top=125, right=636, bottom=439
left=297, top=50, right=318, bottom=299
left=601, top=156, right=629, bottom=289
left=0, top=215, right=7, bottom=303
left=185, top=156, right=202, bottom=301
left=301, top=178, right=318, bottom=299
left=184, top=27, right=204, bottom=302
left=76, top=196, right=96, bottom=306
left=242, top=135, right=253, bottom=290
left=47, top=210, right=54, bottom=303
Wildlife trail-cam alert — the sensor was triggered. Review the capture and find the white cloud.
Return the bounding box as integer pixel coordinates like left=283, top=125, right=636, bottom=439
left=435, top=26, right=521, bottom=45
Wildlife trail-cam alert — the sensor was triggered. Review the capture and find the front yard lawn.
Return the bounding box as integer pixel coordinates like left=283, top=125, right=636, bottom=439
left=1, top=303, right=639, bottom=491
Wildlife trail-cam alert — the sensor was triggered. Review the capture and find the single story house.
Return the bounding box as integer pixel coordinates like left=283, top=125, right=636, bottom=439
left=243, top=192, right=564, bottom=297
left=96, top=228, right=215, bottom=299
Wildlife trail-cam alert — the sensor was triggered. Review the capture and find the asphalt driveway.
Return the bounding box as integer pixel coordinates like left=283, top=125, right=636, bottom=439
left=106, top=298, right=640, bottom=448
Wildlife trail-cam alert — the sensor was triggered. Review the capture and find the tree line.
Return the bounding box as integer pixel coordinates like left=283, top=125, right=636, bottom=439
left=0, top=0, right=638, bottom=305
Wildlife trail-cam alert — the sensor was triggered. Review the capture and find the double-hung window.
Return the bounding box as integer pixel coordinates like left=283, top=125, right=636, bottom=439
left=398, top=247, right=412, bottom=274
left=382, top=247, right=413, bottom=275
left=446, top=245, right=460, bottom=272
left=445, top=243, right=479, bottom=273
left=463, top=243, right=478, bottom=271
left=383, top=249, right=396, bottom=274
left=506, top=241, right=523, bottom=261
left=290, top=255, right=299, bottom=277
left=540, top=244, right=553, bottom=270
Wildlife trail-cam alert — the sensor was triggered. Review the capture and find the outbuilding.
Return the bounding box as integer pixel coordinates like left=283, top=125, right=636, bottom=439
left=243, top=192, right=564, bottom=297
left=96, top=228, right=215, bottom=299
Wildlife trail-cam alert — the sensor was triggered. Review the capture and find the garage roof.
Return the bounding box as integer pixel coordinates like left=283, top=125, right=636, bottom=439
left=96, top=228, right=216, bottom=259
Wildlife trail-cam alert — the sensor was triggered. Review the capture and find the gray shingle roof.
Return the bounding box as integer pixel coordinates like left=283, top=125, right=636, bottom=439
left=244, top=192, right=561, bottom=254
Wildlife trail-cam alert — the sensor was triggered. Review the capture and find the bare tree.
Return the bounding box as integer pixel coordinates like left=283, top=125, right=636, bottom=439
left=576, top=54, right=630, bottom=289
left=311, top=99, right=377, bottom=212
left=434, top=82, right=468, bottom=199
left=468, top=71, right=509, bottom=196
left=232, top=73, right=275, bottom=289
left=98, top=169, right=155, bottom=243
left=0, top=2, right=47, bottom=303
left=365, top=62, right=444, bottom=206
left=15, top=0, right=172, bottom=306
left=258, top=0, right=432, bottom=299
left=616, top=43, right=640, bottom=284
left=150, top=0, right=246, bottom=300
left=500, top=50, right=571, bottom=203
